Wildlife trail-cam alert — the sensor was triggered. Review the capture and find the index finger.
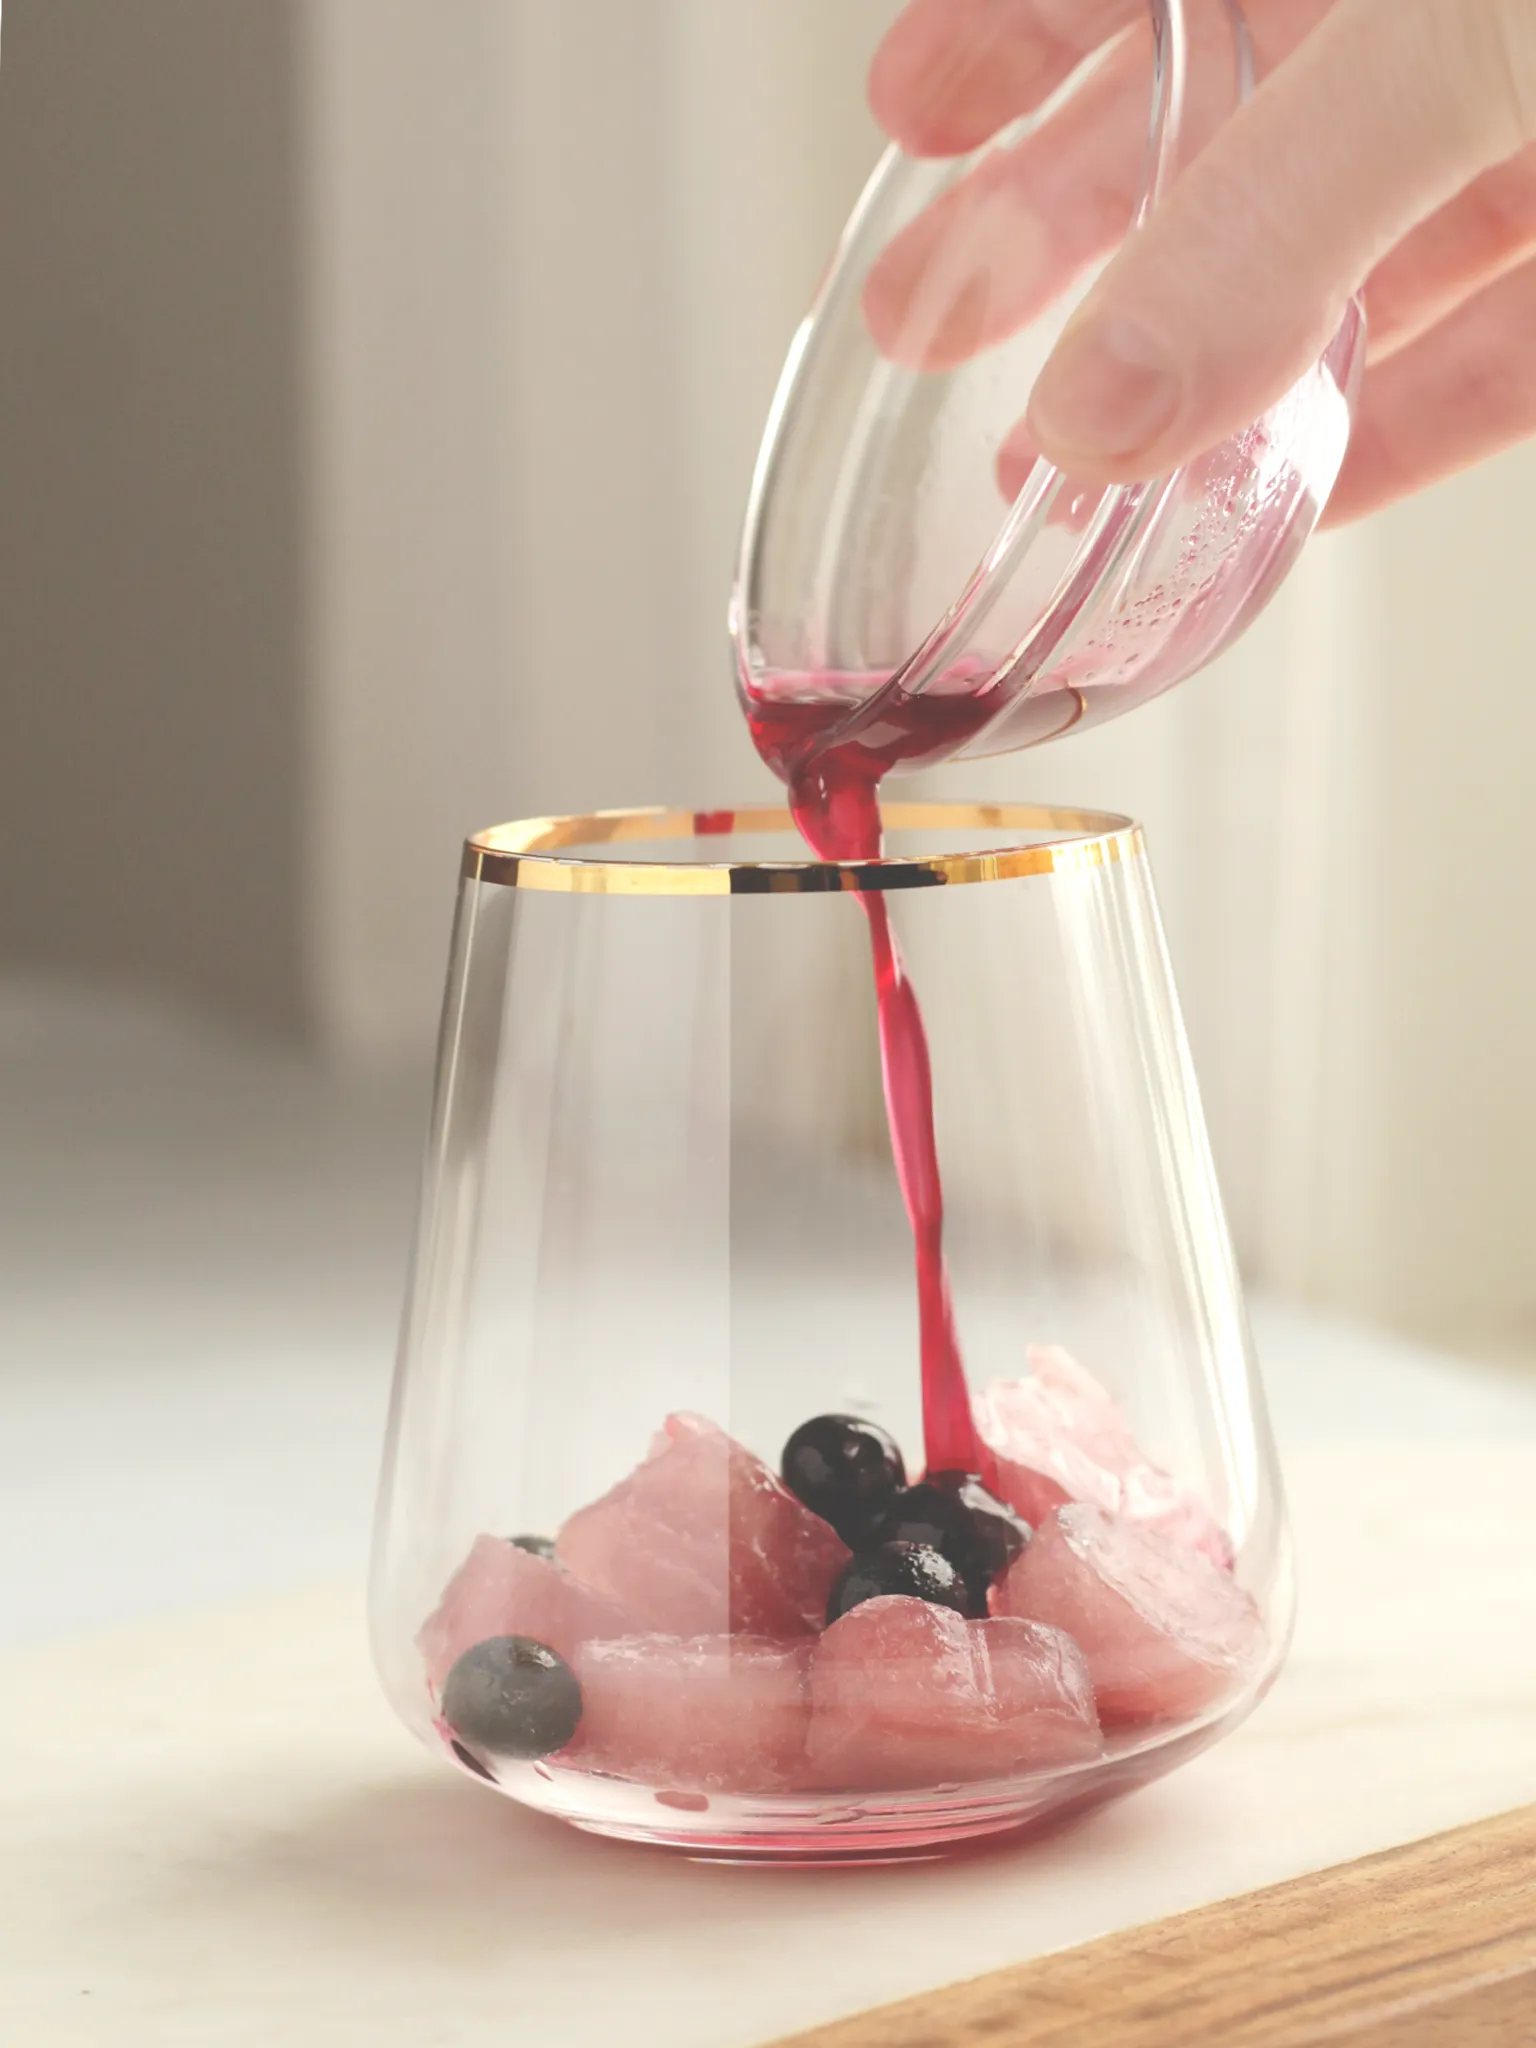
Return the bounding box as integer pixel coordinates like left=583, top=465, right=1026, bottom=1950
left=871, top=0, right=1141, bottom=158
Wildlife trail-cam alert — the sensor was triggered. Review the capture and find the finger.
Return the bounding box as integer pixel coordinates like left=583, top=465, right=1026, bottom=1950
left=1322, top=253, right=1536, bottom=524
left=864, top=0, right=1331, bottom=375
left=1026, top=0, right=1536, bottom=483
left=1244, top=0, right=1338, bottom=76
left=1001, top=144, right=1536, bottom=505
left=869, top=0, right=1138, bottom=158
left=997, top=420, right=1043, bottom=504
left=868, top=0, right=1329, bottom=158
left=864, top=31, right=1152, bottom=371
left=992, top=416, right=1110, bottom=527
left=1363, top=144, right=1536, bottom=359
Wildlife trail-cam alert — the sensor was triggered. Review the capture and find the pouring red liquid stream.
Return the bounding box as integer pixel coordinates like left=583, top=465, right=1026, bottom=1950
left=745, top=677, right=1003, bottom=1477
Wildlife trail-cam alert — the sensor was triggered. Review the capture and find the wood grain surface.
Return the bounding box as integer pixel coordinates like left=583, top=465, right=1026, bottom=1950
left=774, top=1805, right=1536, bottom=2047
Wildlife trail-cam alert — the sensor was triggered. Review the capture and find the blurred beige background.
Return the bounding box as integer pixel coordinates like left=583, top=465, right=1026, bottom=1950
left=2, top=0, right=1534, bottom=1388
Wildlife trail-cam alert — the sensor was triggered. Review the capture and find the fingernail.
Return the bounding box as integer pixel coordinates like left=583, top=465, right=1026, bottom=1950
left=1028, top=315, right=1182, bottom=466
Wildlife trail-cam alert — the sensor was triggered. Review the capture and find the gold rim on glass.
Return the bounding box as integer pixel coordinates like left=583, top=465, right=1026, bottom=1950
left=464, top=803, right=1143, bottom=896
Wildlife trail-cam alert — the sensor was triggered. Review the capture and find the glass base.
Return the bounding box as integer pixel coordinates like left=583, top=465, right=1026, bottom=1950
left=459, top=1697, right=1263, bottom=1864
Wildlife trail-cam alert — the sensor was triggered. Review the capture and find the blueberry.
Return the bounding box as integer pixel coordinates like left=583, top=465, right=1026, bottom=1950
left=781, top=1414, right=907, bottom=1545
left=826, top=1541, right=970, bottom=1625
left=442, top=1637, right=582, bottom=1760
left=870, top=1477, right=1031, bottom=1615
left=510, top=1534, right=557, bottom=1561
left=926, top=1472, right=1032, bottom=1581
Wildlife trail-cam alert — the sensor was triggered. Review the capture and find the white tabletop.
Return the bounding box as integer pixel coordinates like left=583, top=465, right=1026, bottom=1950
left=5, top=1439, right=1536, bottom=2048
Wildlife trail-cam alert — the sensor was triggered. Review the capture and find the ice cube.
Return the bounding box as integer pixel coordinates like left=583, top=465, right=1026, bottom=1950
left=994, top=1502, right=1266, bottom=1729
left=417, top=1536, right=634, bottom=1693
left=570, top=1634, right=811, bottom=1794
left=975, top=1345, right=1234, bottom=1567
left=804, top=1596, right=1102, bottom=1790
left=557, top=1414, right=849, bottom=1638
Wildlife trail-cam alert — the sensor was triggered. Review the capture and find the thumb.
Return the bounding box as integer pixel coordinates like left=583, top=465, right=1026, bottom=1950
left=1026, top=0, right=1536, bottom=481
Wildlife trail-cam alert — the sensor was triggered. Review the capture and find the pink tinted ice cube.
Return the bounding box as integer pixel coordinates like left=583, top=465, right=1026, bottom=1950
left=984, top=1615, right=1105, bottom=1757
left=570, top=1634, right=811, bottom=1794
left=975, top=1345, right=1234, bottom=1567
left=994, top=1503, right=1267, bottom=1730
left=557, top=1414, right=849, bottom=1639
left=417, top=1537, right=634, bottom=1693
left=805, top=1596, right=1102, bottom=1791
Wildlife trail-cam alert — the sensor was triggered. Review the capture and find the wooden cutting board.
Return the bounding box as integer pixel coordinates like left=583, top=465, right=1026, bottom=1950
left=774, top=1804, right=1536, bottom=2047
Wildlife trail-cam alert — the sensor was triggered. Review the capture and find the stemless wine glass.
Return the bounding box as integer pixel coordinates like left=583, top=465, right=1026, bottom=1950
left=736, top=0, right=1365, bottom=782
left=371, top=804, right=1291, bottom=1862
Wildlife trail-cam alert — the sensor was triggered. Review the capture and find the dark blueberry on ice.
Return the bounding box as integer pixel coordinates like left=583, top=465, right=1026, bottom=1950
left=781, top=1414, right=907, bottom=1545
left=442, top=1636, right=582, bottom=1760
left=927, top=1472, right=1032, bottom=1581
left=509, top=1534, right=557, bottom=1561
left=826, top=1541, right=969, bottom=1625
left=871, top=1478, right=1030, bottom=1615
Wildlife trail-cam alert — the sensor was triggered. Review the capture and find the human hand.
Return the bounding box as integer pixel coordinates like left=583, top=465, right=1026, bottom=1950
left=869, top=0, right=1536, bottom=523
